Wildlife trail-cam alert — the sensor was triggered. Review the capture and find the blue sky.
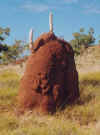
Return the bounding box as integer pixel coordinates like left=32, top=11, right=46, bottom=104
left=0, top=0, right=100, bottom=44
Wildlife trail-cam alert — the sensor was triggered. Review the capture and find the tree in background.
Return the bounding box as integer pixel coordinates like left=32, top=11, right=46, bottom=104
left=70, top=27, right=95, bottom=56
left=0, top=27, right=10, bottom=52
left=98, top=35, right=100, bottom=45
left=0, top=26, right=29, bottom=64
left=1, top=40, right=26, bottom=63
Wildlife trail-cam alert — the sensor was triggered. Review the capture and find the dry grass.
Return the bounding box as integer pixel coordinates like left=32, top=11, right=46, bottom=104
left=0, top=69, right=100, bottom=135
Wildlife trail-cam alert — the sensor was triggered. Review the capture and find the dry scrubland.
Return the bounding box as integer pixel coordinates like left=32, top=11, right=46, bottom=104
left=76, top=46, right=100, bottom=73
left=0, top=47, right=100, bottom=135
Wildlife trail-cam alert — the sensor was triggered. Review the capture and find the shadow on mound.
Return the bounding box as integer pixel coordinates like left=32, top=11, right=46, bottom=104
left=18, top=32, right=79, bottom=114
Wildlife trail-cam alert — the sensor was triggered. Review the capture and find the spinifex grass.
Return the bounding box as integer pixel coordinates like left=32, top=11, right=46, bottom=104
left=0, top=70, right=20, bottom=109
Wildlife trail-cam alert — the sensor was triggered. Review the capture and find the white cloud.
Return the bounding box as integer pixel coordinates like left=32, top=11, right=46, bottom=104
left=21, top=3, right=53, bottom=12
left=87, top=8, right=100, bottom=14
left=84, top=5, right=100, bottom=14
left=21, top=0, right=81, bottom=13
left=64, top=0, right=78, bottom=4
left=21, top=0, right=80, bottom=13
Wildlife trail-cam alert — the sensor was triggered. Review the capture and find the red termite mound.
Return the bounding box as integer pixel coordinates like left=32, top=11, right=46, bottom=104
left=18, top=32, right=79, bottom=113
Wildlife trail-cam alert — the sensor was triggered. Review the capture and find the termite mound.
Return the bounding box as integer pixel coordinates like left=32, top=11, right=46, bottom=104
left=18, top=32, right=79, bottom=114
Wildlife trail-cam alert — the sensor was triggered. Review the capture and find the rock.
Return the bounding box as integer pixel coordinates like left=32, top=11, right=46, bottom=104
left=18, top=32, right=79, bottom=114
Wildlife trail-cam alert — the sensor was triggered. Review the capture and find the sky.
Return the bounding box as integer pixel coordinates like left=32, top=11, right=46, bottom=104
left=0, top=0, right=100, bottom=45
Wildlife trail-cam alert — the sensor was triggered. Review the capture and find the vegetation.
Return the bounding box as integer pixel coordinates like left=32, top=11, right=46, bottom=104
left=1, top=40, right=27, bottom=64
left=0, top=26, right=28, bottom=64
left=70, top=27, right=96, bottom=56
left=0, top=70, right=100, bottom=135
left=0, top=27, right=10, bottom=52
left=0, top=70, right=20, bottom=108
